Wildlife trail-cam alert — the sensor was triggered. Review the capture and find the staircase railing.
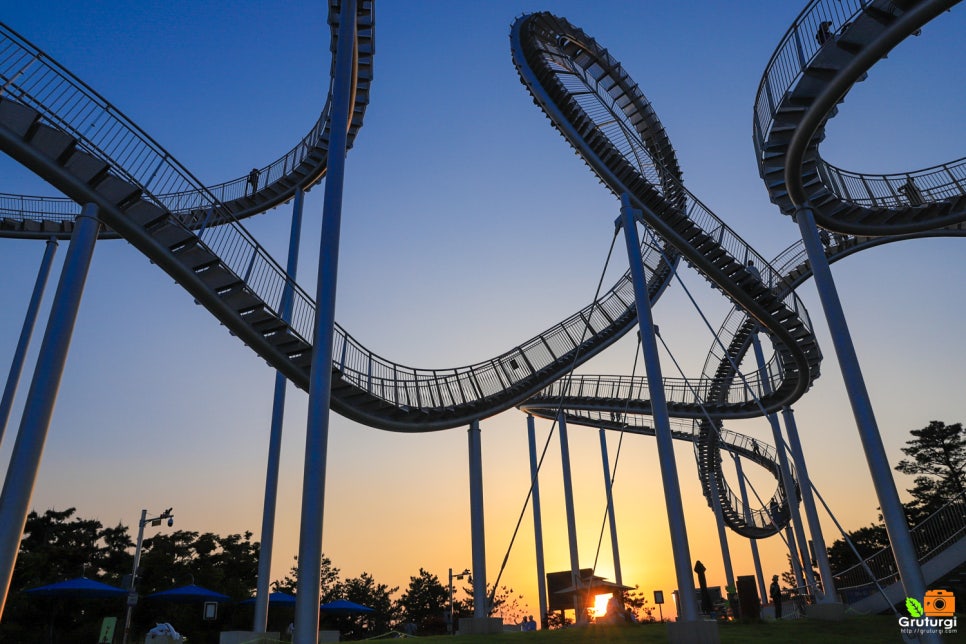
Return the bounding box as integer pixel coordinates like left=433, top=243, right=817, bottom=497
left=753, top=0, right=870, bottom=153
left=817, top=158, right=966, bottom=209
left=835, top=499, right=966, bottom=597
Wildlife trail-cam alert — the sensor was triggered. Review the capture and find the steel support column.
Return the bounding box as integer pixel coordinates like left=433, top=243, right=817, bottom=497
left=527, top=415, right=548, bottom=629
left=0, top=205, right=99, bottom=619
left=796, top=205, right=927, bottom=617
left=598, top=429, right=623, bottom=589
left=293, top=0, right=355, bottom=641
left=707, top=474, right=735, bottom=591
left=0, top=237, right=58, bottom=448
left=734, top=457, right=767, bottom=605
left=254, top=187, right=304, bottom=632
left=750, top=333, right=812, bottom=595
left=468, top=420, right=487, bottom=618
left=558, top=412, right=583, bottom=622
left=619, top=194, right=699, bottom=622
left=781, top=406, right=837, bottom=603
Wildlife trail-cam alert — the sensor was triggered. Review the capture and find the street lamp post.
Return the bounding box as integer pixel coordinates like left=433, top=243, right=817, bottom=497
left=122, top=508, right=173, bottom=644
left=448, top=567, right=470, bottom=635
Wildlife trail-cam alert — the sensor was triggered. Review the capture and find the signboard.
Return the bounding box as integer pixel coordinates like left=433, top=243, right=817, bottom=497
left=98, top=617, right=117, bottom=644
left=654, top=590, right=664, bottom=605
left=203, top=601, right=218, bottom=621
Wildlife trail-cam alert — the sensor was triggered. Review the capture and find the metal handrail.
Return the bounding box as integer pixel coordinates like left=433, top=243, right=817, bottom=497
left=753, top=0, right=966, bottom=212
left=753, top=0, right=869, bottom=152
left=515, top=13, right=817, bottom=411
left=834, top=499, right=966, bottom=592
left=0, top=12, right=679, bottom=418
left=817, top=158, right=966, bottom=208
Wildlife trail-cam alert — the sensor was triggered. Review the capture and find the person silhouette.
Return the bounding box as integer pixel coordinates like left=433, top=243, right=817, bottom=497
left=770, top=575, right=783, bottom=619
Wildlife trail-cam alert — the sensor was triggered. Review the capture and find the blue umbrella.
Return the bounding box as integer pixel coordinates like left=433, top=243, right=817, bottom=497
left=319, top=599, right=374, bottom=615
left=145, top=583, right=230, bottom=604
left=24, top=577, right=126, bottom=599
left=239, top=591, right=297, bottom=606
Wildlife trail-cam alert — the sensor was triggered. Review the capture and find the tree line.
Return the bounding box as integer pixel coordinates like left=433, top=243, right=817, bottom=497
left=0, top=511, right=523, bottom=643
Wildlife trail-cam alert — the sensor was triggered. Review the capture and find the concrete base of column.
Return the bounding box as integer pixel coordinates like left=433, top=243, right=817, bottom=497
left=667, top=619, right=720, bottom=644
left=806, top=602, right=846, bottom=621
left=457, top=617, right=503, bottom=634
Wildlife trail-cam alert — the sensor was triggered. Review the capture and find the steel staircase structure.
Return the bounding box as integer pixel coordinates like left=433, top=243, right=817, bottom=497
left=0, top=1, right=374, bottom=240
left=511, top=12, right=822, bottom=418
left=0, top=3, right=681, bottom=433
left=754, top=0, right=966, bottom=234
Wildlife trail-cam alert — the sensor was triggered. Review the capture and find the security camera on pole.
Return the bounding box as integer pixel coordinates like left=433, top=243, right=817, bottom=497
left=122, top=507, right=174, bottom=644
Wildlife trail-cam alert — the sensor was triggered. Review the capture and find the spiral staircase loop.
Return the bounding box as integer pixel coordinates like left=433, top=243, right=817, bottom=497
left=754, top=0, right=965, bottom=234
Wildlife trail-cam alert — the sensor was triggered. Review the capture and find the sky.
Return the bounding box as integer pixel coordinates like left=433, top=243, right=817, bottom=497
left=0, top=0, right=964, bottom=624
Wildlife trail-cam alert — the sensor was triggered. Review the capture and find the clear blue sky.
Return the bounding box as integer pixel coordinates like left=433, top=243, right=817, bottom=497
left=0, top=0, right=963, bottom=619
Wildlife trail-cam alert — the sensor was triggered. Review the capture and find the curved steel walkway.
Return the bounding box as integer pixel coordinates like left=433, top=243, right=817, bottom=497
left=0, top=2, right=373, bottom=240
left=0, top=3, right=677, bottom=433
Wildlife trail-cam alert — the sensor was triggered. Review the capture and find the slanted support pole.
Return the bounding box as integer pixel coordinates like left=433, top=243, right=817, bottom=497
left=293, top=1, right=355, bottom=641
left=797, top=205, right=929, bottom=623
left=734, top=457, right=767, bottom=605
left=468, top=420, right=487, bottom=618
left=0, top=205, right=100, bottom=619
left=782, top=406, right=838, bottom=603
left=598, top=429, right=624, bottom=589
left=619, top=194, right=700, bottom=624
left=527, top=415, right=548, bottom=629
left=254, top=187, right=304, bottom=632
left=558, top=412, right=584, bottom=622
left=0, top=237, right=58, bottom=448
left=750, top=333, right=814, bottom=597
left=707, top=474, right=735, bottom=591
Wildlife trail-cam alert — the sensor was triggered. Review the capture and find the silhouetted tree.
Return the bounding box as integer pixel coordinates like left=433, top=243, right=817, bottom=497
left=271, top=554, right=343, bottom=602
left=396, top=568, right=448, bottom=634
left=1, top=508, right=133, bottom=643
left=896, top=420, right=966, bottom=523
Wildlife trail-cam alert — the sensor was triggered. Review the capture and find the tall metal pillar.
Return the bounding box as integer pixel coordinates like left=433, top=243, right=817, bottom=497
left=781, top=406, right=838, bottom=603
left=0, top=205, right=99, bottom=618
left=707, top=474, right=735, bottom=591
left=557, top=412, right=583, bottom=622
left=527, top=416, right=548, bottom=629
left=619, top=194, right=699, bottom=622
left=796, top=205, right=928, bottom=622
left=254, top=187, right=304, bottom=632
left=598, top=429, right=623, bottom=588
left=750, top=332, right=813, bottom=596
left=468, top=420, right=487, bottom=618
left=293, top=0, right=355, bottom=641
left=734, top=457, right=767, bottom=605
left=0, top=237, right=58, bottom=448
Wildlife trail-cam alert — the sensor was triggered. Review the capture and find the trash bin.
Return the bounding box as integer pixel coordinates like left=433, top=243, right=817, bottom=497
left=737, top=575, right=761, bottom=621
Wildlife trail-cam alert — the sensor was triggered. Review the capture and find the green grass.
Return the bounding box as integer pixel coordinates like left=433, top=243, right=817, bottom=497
left=414, top=616, right=909, bottom=643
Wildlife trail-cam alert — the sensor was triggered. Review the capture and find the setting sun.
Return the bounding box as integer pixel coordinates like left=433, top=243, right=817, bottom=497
left=592, top=593, right=613, bottom=618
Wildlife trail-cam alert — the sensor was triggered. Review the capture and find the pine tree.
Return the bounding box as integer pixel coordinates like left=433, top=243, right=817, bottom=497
left=895, top=421, right=966, bottom=523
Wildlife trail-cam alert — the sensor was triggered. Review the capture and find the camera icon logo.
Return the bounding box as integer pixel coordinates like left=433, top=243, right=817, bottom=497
left=924, top=589, right=955, bottom=617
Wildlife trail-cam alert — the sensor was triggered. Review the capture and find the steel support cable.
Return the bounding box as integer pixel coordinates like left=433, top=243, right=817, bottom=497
left=487, top=226, right=622, bottom=613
